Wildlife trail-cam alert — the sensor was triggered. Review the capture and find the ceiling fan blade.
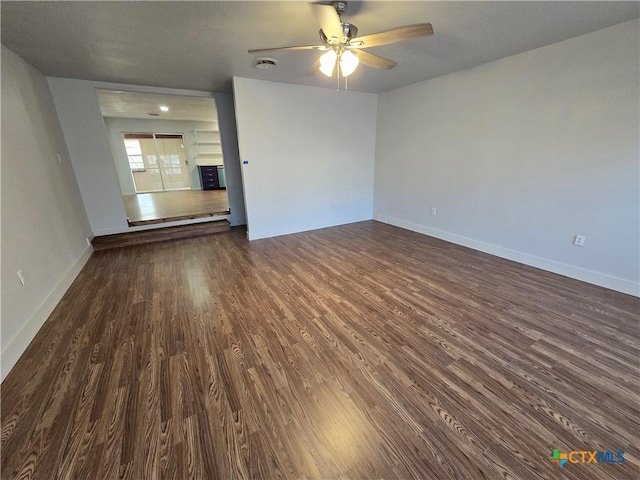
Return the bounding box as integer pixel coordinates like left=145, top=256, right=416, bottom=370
left=354, top=23, right=433, bottom=48
left=352, top=49, right=397, bottom=69
left=312, top=3, right=344, bottom=42
left=248, top=45, right=326, bottom=54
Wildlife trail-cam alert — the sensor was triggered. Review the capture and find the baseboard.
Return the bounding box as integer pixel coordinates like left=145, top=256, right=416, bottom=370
left=374, top=214, right=639, bottom=297
left=1, top=245, right=94, bottom=381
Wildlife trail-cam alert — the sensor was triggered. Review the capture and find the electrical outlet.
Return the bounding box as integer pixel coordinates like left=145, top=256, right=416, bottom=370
left=17, top=270, right=25, bottom=286
left=431, top=208, right=437, bottom=216
left=56, top=153, right=62, bottom=163
left=573, top=234, right=586, bottom=246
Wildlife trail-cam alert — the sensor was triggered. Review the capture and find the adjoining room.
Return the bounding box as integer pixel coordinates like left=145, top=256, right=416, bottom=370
left=97, top=90, right=232, bottom=226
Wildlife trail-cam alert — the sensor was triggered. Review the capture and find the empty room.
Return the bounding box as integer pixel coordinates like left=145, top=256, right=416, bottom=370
left=1, top=1, right=638, bottom=479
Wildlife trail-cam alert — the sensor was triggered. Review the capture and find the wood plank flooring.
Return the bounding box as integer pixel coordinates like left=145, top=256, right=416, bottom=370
left=123, top=190, right=229, bottom=226
left=91, top=220, right=230, bottom=251
left=2, top=221, right=639, bottom=479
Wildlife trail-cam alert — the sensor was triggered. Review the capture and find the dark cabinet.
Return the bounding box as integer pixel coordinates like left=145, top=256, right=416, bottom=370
left=199, top=165, right=220, bottom=190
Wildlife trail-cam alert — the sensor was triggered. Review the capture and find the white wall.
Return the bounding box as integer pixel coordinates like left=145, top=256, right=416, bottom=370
left=233, top=77, right=377, bottom=240
left=1, top=47, right=93, bottom=379
left=374, top=20, right=640, bottom=296
left=47, top=77, right=130, bottom=234
left=47, top=79, right=246, bottom=233
left=103, top=117, right=218, bottom=195
left=215, top=93, right=247, bottom=228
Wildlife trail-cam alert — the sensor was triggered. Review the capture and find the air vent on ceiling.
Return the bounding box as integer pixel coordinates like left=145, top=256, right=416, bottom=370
left=148, top=113, right=160, bottom=116
left=255, top=58, right=278, bottom=69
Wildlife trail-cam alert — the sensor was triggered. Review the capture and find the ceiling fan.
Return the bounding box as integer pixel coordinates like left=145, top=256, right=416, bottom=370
left=248, top=1, right=433, bottom=79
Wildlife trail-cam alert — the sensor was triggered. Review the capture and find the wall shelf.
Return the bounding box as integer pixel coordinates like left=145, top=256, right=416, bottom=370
left=194, top=129, right=224, bottom=167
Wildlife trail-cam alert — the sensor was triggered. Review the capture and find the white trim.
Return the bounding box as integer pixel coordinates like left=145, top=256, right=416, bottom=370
left=374, top=214, right=639, bottom=297
left=1, top=245, right=94, bottom=381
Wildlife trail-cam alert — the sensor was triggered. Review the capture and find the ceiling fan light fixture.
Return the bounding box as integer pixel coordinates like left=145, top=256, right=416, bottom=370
left=248, top=2, right=434, bottom=81
left=319, top=49, right=337, bottom=77
left=339, top=50, right=359, bottom=77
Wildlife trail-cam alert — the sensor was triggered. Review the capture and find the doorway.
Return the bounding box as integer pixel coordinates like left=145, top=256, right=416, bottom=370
left=98, top=89, right=232, bottom=226
left=124, top=133, right=191, bottom=192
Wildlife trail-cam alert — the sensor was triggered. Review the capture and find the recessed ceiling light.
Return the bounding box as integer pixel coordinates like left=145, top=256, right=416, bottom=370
left=160, top=105, right=169, bottom=112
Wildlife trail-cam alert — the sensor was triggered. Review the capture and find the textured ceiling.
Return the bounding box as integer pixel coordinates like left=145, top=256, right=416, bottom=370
left=2, top=1, right=638, bottom=94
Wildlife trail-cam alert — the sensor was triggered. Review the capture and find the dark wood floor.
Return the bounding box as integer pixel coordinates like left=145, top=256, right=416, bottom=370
left=2, top=221, right=638, bottom=479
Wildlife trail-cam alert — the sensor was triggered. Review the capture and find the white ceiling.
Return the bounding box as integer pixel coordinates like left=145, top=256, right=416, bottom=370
left=97, top=90, right=218, bottom=122
left=2, top=1, right=638, bottom=94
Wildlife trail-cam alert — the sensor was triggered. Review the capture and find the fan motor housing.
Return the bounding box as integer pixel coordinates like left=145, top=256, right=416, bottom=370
left=343, top=22, right=358, bottom=41
left=319, top=22, right=358, bottom=45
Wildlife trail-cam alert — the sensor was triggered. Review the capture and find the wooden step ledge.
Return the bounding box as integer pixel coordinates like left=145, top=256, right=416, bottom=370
left=127, top=209, right=230, bottom=227
left=92, top=220, right=230, bottom=251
